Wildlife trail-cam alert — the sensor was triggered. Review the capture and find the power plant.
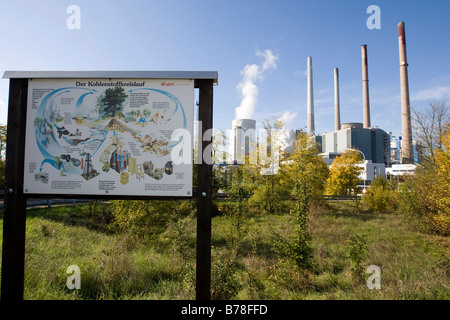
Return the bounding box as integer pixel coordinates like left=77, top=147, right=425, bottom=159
left=229, top=21, right=416, bottom=181
left=318, top=22, right=416, bottom=181
left=321, top=42, right=389, bottom=168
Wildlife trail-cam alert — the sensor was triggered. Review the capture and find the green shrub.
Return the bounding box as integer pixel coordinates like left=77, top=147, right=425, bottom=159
left=346, top=234, right=368, bottom=281
left=211, top=248, right=242, bottom=300
left=248, top=174, right=289, bottom=215
left=363, top=176, right=398, bottom=213
left=86, top=200, right=114, bottom=225
left=272, top=197, right=312, bottom=270
left=110, top=200, right=176, bottom=238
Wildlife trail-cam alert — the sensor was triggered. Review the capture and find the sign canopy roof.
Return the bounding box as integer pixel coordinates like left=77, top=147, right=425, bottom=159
left=3, top=71, right=218, bottom=86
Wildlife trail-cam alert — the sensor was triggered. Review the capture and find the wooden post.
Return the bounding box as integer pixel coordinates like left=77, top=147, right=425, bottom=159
left=1, top=78, right=28, bottom=301
left=196, top=79, right=213, bottom=300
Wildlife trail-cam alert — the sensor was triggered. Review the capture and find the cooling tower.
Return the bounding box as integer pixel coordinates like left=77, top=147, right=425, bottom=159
left=232, top=119, right=256, bottom=164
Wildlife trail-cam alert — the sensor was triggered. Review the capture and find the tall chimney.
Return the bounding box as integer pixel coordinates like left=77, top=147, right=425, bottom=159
left=398, top=22, right=414, bottom=164
left=334, top=67, right=341, bottom=131
left=361, top=44, right=371, bottom=128
left=307, top=56, right=315, bottom=135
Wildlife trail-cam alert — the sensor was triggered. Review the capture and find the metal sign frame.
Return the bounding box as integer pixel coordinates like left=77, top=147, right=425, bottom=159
left=1, top=71, right=217, bottom=300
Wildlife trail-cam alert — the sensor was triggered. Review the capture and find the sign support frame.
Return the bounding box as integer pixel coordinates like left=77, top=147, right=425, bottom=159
left=1, top=78, right=28, bottom=301
left=196, top=79, right=213, bottom=300
left=1, top=72, right=217, bottom=301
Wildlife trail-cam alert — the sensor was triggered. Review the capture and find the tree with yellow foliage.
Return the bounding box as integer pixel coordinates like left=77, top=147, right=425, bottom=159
left=423, top=125, right=450, bottom=234
left=282, top=131, right=329, bottom=203
left=398, top=124, right=449, bottom=235
left=325, top=150, right=363, bottom=196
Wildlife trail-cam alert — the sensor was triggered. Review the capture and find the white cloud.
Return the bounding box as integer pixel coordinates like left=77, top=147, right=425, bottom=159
left=257, top=49, right=278, bottom=72
left=235, top=49, right=279, bottom=120
left=411, top=85, right=450, bottom=102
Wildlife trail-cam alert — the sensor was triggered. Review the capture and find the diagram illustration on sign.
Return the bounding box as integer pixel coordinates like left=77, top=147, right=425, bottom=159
left=24, top=79, right=194, bottom=197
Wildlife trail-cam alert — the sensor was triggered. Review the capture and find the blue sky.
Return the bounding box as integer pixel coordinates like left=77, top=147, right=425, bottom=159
left=1, top=0, right=450, bottom=138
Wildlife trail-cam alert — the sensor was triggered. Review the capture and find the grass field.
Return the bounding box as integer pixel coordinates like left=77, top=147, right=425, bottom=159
left=0, top=200, right=448, bottom=300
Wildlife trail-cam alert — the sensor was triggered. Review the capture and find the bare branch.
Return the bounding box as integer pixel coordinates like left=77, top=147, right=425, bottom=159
left=412, top=96, right=450, bottom=163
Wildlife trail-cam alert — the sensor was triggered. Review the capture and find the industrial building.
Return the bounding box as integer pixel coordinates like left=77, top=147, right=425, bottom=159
left=315, top=23, right=417, bottom=183
left=314, top=45, right=391, bottom=180
left=390, top=135, right=421, bottom=165
left=385, top=163, right=416, bottom=177
left=321, top=123, right=391, bottom=167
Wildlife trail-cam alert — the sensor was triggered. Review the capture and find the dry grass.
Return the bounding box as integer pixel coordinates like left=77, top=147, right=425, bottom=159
left=0, top=201, right=448, bottom=300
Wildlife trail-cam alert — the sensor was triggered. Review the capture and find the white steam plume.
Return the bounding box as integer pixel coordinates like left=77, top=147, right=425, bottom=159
left=235, top=49, right=279, bottom=120
left=277, top=110, right=298, bottom=150
left=277, top=110, right=297, bottom=126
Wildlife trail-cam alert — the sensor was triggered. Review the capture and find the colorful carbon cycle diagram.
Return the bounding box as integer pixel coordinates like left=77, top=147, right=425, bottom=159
left=27, top=79, right=193, bottom=195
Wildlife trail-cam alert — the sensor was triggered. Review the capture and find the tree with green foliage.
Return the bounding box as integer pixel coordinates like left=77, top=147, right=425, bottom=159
left=101, top=87, right=128, bottom=118
left=223, top=164, right=253, bottom=249
left=211, top=164, right=253, bottom=299
left=273, top=131, right=329, bottom=269
left=326, top=150, right=363, bottom=196
left=248, top=119, right=290, bottom=214
left=248, top=170, right=289, bottom=215
left=283, top=131, right=329, bottom=203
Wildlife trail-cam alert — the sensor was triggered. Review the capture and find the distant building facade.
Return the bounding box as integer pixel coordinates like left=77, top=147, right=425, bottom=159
left=385, top=163, right=417, bottom=176
left=390, top=135, right=422, bottom=165
left=321, top=123, right=390, bottom=167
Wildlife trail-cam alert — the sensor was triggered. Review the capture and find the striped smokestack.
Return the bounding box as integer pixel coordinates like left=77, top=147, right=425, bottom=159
left=361, top=44, right=371, bottom=128
left=334, top=67, right=341, bottom=131
left=398, top=21, right=414, bottom=164
left=307, top=56, right=315, bottom=135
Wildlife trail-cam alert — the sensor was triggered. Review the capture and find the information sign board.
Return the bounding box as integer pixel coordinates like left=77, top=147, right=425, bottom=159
left=24, top=78, right=194, bottom=196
